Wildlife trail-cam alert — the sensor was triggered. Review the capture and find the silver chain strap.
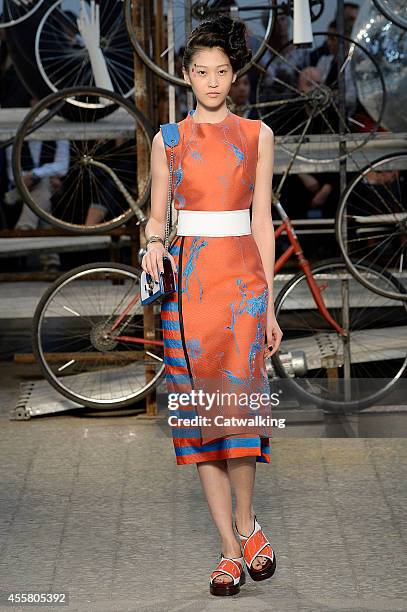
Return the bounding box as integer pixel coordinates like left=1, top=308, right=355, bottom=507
left=164, top=141, right=175, bottom=257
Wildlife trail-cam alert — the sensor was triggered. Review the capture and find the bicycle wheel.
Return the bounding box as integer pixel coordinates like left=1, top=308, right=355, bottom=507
left=32, top=262, right=165, bottom=410
left=35, top=0, right=134, bottom=104
left=124, top=0, right=275, bottom=87
left=12, top=86, right=154, bottom=233
left=336, top=153, right=407, bottom=302
left=372, top=0, right=407, bottom=30
left=272, top=259, right=406, bottom=412
left=0, top=0, right=44, bottom=27
left=255, top=32, right=386, bottom=163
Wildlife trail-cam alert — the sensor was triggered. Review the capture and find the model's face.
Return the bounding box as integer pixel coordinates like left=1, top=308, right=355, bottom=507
left=183, top=47, right=237, bottom=107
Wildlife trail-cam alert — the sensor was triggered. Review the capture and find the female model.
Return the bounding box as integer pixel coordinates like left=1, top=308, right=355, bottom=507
left=142, top=15, right=283, bottom=597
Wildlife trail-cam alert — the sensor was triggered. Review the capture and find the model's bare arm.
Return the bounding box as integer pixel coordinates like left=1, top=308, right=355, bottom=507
left=147, top=131, right=168, bottom=240
left=142, top=131, right=177, bottom=282
left=251, top=121, right=283, bottom=357
left=251, top=122, right=275, bottom=307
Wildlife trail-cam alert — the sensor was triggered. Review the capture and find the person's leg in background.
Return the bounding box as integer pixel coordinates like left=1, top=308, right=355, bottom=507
left=15, top=177, right=61, bottom=270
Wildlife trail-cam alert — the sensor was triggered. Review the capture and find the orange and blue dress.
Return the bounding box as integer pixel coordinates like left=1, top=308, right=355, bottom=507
left=160, top=109, right=272, bottom=465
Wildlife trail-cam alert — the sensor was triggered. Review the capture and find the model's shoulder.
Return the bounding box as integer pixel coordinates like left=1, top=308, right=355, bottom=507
left=232, top=113, right=259, bottom=126
left=259, top=120, right=274, bottom=136
left=234, top=115, right=274, bottom=143
left=234, top=115, right=272, bottom=134
left=258, top=121, right=274, bottom=144
left=154, top=116, right=186, bottom=148
left=153, top=130, right=164, bottom=148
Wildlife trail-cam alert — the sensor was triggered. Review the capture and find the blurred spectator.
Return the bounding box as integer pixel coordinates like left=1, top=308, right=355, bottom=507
left=3, top=97, right=69, bottom=270
left=310, top=2, right=360, bottom=65
left=229, top=74, right=257, bottom=118
left=1, top=30, right=29, bottom=229
left=298, top=21, right=358, bottom=131
left=175, top=45, right=188, bottom=121
left=258, top=14, right=310, bottom=133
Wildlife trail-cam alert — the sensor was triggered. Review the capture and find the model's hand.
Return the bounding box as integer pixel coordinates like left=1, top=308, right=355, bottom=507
left=141, top=243, right=177, bottom=283
left=264, top=312, right=283, bottom=358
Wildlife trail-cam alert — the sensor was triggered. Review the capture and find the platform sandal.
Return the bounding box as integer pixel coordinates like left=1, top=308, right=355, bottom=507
left=234, top=514, right=276, bottom=581
left=209, top=553, right=246, bottom=596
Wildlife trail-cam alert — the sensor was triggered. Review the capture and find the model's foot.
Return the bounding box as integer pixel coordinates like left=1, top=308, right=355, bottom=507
left=235, top=512, right=268, bottom=571
left=212, top=541, right=242, bottom=585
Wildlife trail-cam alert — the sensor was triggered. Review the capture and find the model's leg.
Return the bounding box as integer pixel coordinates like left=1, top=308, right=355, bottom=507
left=227, top=456, right=268, bottom=570
left=196, top=459, right=242, bottom=585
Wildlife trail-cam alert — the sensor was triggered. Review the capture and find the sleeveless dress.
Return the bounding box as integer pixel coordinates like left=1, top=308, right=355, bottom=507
left=160, top=109, right=272, bottom=465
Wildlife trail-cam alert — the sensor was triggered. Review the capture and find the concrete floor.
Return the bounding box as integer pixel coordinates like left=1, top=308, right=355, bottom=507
left=0, top=363, right=406, bottom=612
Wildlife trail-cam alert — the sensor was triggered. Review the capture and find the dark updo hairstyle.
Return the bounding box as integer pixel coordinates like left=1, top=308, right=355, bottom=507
left=182, top=14, right=253, bottom=74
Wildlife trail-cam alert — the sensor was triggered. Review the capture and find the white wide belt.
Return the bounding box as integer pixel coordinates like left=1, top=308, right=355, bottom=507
left=176, top=209, right=251, bottom=237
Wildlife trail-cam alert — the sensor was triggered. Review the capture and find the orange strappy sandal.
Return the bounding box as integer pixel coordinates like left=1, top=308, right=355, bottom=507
left=209, top=553, right=246, bottom=596
left=234, top=514, right=276, bottom=581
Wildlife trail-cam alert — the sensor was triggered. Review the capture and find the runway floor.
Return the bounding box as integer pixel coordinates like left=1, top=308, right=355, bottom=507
left=0, top=363, right=406, bottom=612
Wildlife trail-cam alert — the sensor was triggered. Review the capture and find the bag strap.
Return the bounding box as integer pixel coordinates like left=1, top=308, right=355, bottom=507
left=159, top=122, right=180, bottom=255
left=160, top=123, right=180, bottom=148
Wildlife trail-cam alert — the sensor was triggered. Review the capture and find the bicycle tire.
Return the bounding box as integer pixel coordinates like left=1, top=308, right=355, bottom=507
left=372, top=0, right=407, bottom=30
left=32, top=262, right=165, bottom=410
left=12, top=86, right=155, bottom=234
left=336, top=153, right=407, bottom=302
left=0, top=0, right=45, bottom=28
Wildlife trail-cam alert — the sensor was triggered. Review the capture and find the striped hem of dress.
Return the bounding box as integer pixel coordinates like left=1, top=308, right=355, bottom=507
left=173, top=436, right=271, bottom=465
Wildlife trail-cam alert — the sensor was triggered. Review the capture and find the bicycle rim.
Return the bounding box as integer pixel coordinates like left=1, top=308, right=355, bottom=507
left=12, top=86, right=154, bottom=233
left=336, top=153, right=407, bottom=302
left=32, top=263, right=165, bottom=409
